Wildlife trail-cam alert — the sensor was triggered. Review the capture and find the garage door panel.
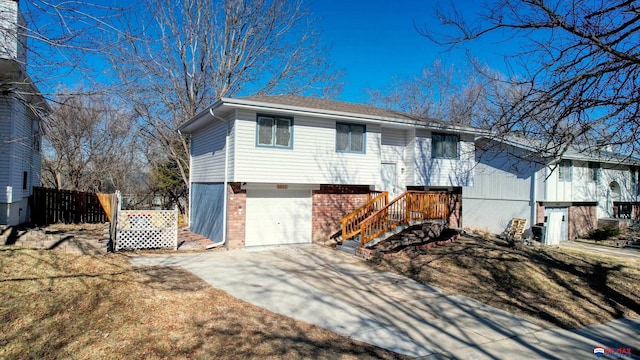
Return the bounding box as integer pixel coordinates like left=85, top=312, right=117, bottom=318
left=245, top=190, right=312, bottom=247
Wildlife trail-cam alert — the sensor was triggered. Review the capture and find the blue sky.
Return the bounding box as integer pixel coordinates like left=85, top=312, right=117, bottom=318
left=310, top=0, right=513, bottom=103
left=23, top=0, right=515, bottom=104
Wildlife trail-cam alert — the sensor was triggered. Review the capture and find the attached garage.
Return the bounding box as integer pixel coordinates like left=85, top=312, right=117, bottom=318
left=245, top=189, right=312, bottom=247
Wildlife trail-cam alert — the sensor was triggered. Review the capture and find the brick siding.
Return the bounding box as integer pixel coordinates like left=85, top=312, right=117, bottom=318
left=226, top=182, right=246, bottom=249
left=311, top=185, right=371, bottom=244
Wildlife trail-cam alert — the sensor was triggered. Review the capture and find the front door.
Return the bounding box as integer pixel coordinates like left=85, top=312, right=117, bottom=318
left=381, top=163, right=399, bottom=198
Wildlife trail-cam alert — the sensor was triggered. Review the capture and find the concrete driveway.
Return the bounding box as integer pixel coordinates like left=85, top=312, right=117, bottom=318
left=130, top=245, right=639, bottom=359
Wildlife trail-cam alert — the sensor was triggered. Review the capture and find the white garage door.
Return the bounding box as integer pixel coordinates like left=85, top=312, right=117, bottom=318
left=245, top=189, right=312, bottom=247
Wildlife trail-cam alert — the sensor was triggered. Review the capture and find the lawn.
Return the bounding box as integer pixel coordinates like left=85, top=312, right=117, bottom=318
left=0, top=247, right=405, bottom=360
left=369, top=234, right=640, bottom=330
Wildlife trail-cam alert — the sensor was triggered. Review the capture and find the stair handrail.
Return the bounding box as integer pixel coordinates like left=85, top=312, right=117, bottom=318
left=340, top=191, right=389, bottom=240
left=359, top=191, right=450, bottom=246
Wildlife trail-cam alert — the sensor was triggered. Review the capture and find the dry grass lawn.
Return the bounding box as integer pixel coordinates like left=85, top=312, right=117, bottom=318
left=0, top=247, right=405, bottom=360
left=370, top=235, right=640, bottom=330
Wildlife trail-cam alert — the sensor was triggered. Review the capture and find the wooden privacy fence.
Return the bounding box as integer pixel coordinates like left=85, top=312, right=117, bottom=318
left=31, top=187, right=112, bottom=225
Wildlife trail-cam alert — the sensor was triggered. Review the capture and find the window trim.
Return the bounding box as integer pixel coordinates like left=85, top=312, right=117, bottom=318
left=431, top=132, right=460, bottom=160
left=255, top=114, right=294, bottom=149
left=335, top=122, right=366, bottom=154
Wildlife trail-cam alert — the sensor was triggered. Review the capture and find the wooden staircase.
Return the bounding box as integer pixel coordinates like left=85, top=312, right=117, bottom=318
left=339, top=191, right=450, bottom=248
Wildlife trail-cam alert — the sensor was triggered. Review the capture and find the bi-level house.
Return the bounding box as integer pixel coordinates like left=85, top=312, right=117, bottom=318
left=0, top=0, right=48, bottom=225
left=463, top=136, right=640, bottom=243
left=179, top=95, right=478, bottom=249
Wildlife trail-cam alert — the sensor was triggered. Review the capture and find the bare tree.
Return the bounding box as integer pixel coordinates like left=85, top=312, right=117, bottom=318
left=420, top=0, right=640, bottom=157
left=41, top=90, right=143, bottom=193
left=107, top=0, right=342, bottom=212
left=367, top=60, right=497, bottom=127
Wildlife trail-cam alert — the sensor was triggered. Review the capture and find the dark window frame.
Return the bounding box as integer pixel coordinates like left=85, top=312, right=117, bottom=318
left=432, top=132, right=459, bottom=160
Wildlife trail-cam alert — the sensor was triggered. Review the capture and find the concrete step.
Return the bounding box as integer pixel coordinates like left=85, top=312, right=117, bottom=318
left=336, top=239, right=359, bottom=255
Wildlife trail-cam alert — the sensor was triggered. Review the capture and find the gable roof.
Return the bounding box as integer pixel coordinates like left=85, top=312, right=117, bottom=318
left=179, top=95, right=483, bottom=135
left=479, top=135, right=640, bottom=167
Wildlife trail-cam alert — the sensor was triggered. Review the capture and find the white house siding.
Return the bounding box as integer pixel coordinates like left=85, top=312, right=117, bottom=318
left=412, top=129, right=475, bottom=187
left=0, top=0, right=21, bottom=62
left=190, top=120, right=227, bottom=183
left=232, top=109, right=379, bottom=185
left=544, top=161, right=638, bottom=218
left=463, top=148, right=541, bottom=233
left=9, top=99, right=31, bottom=201
left=0, top=97, right=12, bottom=203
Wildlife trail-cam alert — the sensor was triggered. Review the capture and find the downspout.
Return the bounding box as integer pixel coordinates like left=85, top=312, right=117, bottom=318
left=206, top=108, right=229, bottom=249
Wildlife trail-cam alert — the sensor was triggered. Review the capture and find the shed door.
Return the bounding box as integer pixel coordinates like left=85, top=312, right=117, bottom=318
left=544, top=207, right=568, bottom=244
left=245, top=189, right=312, bottom=247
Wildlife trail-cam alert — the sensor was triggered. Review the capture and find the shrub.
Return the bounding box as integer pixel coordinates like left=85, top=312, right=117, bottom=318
left=588, top=226, right=620, bottom=240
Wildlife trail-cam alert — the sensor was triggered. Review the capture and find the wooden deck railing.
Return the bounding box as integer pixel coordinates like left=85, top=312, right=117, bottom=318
left=341, top=191, right=389, bottom=240
left=359, top=191, right=450, bottom=246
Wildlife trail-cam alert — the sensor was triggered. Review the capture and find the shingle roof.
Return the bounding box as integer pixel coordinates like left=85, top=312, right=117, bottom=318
left=234, top=94, right=435, bottom=123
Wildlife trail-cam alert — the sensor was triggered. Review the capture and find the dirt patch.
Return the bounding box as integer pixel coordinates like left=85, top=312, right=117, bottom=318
left=368, top=234, right=640, bottom=330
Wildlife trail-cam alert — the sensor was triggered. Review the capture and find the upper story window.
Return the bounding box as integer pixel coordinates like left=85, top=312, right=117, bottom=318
left=336, top=123, right=365, bottom=153
left=256, top=115, right=292, bottom=148
left=588, top=162, right=600, bottom=182
left=432, top=132, right=459, bottom=159
left=558, top=159, right=572, bottom=182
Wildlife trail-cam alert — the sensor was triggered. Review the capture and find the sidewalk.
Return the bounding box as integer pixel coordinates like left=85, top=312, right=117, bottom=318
left=129, top=245, right=639, bottom=359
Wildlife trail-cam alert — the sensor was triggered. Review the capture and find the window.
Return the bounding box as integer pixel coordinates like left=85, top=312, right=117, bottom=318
left=432, top=133, right=459, bottom=159
left=558, top=160, right=572, bottom=182
left=22, top=171, right=27, bottom=190
left=336, top=123, right=365, bottom=153
left=256, top=115, right=292, bottom=148
left=588, top=162, right=600, bottom=182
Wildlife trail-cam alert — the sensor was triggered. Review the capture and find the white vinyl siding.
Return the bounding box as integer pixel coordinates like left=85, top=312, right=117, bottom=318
left=190, top=120, right=227, bottom=183
left=546, top=161, right=638, bottom=218
left=412, top=129, right=475, bottom=187
left=232, top=110, right=379, bottom=184
left=10, top=99, right=30, bottom=200
left=463, top=144, right=542, bottom=233
left=0, top=98, right=12, bottom=202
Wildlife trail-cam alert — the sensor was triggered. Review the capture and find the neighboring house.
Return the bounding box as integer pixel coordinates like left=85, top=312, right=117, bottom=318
left=178, top=95, right=478, bottom=248
left=463, top=137, right=640, bottom=241
left=0, top=0, right=48, bottom=225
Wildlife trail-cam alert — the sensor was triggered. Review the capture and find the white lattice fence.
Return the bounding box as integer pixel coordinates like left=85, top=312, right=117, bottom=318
left=115, top=210, right=178, bottom=250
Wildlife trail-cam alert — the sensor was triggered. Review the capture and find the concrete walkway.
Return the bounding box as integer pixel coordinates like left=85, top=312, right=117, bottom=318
left=561, top=240, right=640, bottom=259
left=130, top=245, right=639, bottom=359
